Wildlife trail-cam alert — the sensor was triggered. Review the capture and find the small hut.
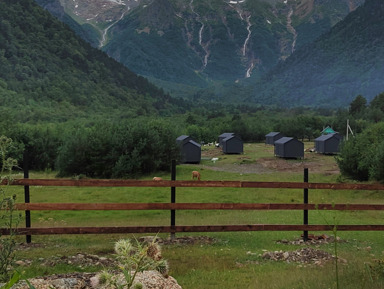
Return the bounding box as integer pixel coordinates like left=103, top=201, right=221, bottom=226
left=314, top=133, right=343, bottom=154
left=218, top=133, right=234, bottom=147
left=176, top=135, right=193, bottom=146
left=265, top=132, right=284, bottom=145
left=274, top=137, right=304, bottom=159
left=176, top=135, right=201, bottom=163
left=222, top=135, right=243, bottom=154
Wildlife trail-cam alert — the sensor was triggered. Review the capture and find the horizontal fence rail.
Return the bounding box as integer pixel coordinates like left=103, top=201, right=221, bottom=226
left=4, top=222, right=384, bottom=236
left=3, top=225, right=384, bottom=236
left=2, top=167, right=384, bottom=239
left=4, top=178, right=384, bottom=190
left=13, top=203, right=384, bottom=211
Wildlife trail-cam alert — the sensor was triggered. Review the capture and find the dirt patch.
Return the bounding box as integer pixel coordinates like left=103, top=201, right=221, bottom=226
left=16, top=236, right=216, bottom=267
left=261, top=235, right=347, bottom=267
left=257, top=154, right=339, bottom=174
left=200, top=147, right=340, bottom=175
left=261, top=247, right=344, bottom=266
left=276, top=234, right=346, bottom=246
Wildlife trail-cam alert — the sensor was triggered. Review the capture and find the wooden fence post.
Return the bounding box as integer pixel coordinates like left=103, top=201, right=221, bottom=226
left=23, top=151, right=31, bottom=243
left=170, top=160, right=176, bottom=240
left=303, top=168, right=309, bottom=241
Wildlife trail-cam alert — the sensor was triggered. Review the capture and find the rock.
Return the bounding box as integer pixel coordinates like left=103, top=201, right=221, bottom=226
left=15, top=260, right=26, bottom=266
left=8, top=271, right=183, bottom=289
left=90, top=276, right=99, bottom=288
left=50, top=278, right=86, bottom=289
left=8, top=276, right=89, bottom=289
left=93, top=270, right=182, bottom=289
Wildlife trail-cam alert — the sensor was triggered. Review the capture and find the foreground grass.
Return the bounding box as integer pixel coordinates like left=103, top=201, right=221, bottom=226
left=14, top=231, right=384, bottom=288
left=8, top=143, right=384, bottom=288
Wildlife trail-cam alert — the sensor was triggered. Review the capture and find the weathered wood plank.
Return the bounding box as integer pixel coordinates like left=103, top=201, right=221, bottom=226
left=3, top=224, right=384, bottom=235
left=3, top=178, right=384, bottom=190
left=2, top=179, right=242, bottom=188
left=14, top=203, right=384, bottom=211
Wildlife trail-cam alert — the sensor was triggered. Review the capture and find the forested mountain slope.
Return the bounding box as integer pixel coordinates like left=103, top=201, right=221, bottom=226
left=246, top=0, right=384, bottom=108
left=0, top=0, right=186, bottom=122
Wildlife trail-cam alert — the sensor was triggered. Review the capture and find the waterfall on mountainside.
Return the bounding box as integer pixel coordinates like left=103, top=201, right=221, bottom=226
left=99, top=5, right=130, bottom=48
left=286, top=8, right=297, bottom=54
left=190, top=0, right=209, bottom=69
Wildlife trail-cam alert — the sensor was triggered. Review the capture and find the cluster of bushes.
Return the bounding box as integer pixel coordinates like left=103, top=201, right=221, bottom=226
left=334, top=93, right=384, bottom=182
left=56, top=120, right=180, bottom=178
left=3, top=119, right=180, bottom=179
left=336, top=122, right=384, bottom=182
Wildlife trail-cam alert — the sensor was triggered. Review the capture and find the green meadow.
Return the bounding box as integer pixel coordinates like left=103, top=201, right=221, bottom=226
left=8, top=143, right=384, bottom=288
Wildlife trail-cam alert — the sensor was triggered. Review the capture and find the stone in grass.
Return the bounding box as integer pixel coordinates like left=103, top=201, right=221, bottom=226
left=91, top=270, right=183, bottom=289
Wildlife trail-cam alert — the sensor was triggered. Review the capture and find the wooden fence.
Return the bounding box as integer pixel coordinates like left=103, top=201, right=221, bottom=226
left=2, top=167, right=384, bottom=242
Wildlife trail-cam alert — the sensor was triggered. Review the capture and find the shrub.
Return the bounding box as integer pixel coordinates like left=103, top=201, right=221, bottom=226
left=336, top=122, right=384, bottom=181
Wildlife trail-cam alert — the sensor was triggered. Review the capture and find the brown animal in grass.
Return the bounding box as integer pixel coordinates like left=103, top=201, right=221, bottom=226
left=192, top=171, right=201, bottom=181
left=153, top=177, right=163, bottom=181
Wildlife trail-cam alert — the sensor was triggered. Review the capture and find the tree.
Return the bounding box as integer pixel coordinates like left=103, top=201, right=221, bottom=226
left=370, top=92, right=384, bottom=112
left=367, top=107, right=384, bottom=123
left=349, top=95, right=366, bottom=116
left=335, top=136, right=370, bottom=181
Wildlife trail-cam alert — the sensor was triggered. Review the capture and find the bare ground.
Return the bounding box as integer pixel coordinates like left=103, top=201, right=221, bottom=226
left=200, top=146, right=340, bottom=175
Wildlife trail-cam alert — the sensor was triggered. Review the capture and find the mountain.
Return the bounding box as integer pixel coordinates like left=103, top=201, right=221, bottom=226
left=32, top=0, right=101, bottom=47
left=34, top=0, right=364, bottom=99
left=0, top=0, right=187, bottom=122
left=246, top=0, right=384, bottom=108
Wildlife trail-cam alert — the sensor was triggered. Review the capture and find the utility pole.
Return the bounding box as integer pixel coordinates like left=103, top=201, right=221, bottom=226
left=346, top=119, right=354, bottom=140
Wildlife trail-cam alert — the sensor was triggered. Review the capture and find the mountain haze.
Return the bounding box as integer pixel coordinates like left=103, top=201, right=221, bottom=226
left=35, top=0, right=364, bottom=101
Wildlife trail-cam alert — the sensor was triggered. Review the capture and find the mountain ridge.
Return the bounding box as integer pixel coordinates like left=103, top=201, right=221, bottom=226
left=35, top=0, right=364, bottom=102
left=247, top=0, right=384, bottom=107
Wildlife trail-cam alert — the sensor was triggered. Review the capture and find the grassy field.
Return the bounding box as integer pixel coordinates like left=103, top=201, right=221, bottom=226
left=7, top=143, right=384, bottom=288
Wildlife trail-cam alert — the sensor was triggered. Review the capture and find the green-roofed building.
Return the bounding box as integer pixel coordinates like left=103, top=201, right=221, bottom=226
left=321, top=126, right=336, bottom=135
